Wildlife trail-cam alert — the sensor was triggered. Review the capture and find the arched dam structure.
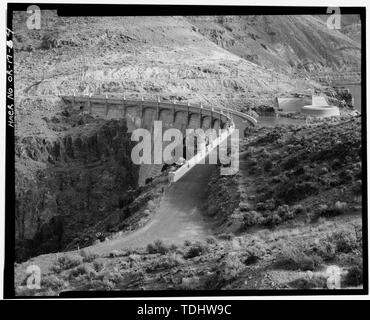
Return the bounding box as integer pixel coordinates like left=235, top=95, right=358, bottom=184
left=61, top=95, right=257, bottom=185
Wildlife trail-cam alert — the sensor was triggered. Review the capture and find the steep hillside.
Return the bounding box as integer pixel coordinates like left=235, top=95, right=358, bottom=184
left=12, top=11, right=362, bottom=278
left=320, top=14, right=362, bottom=46
left=188, top=15, right=361, bottom=73
left=13, top=12, right=361, bottom=139
left=342, top=23, right=362, bottom=44
left=12, top=11, right=320, bottom=261
left=13, top=11, right=329, bottom=139
left=15, top=116, right=363, bottom=295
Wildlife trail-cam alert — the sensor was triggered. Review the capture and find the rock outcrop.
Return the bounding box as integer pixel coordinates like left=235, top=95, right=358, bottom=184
left=15, top=112, right=139, bottom=262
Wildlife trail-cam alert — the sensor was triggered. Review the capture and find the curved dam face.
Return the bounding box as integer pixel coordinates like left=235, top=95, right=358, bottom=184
left=62, top=95, right=256, bottom=185
left=62, top=95, right=256, bottom=132
left=126, top=107, right=223, bottom=185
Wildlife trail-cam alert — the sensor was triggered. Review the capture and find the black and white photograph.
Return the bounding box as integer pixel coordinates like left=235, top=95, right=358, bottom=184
left=2, top=1, right=367, bottom=300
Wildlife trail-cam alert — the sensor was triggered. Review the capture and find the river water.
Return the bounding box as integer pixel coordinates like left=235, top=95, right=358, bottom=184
left=333, top=82, right=362, bottom=112
left=343, top=84, right=362, bottom=112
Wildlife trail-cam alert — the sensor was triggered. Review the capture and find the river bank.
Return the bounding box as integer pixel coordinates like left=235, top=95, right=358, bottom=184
left=15, top=115, right=363, bottom=295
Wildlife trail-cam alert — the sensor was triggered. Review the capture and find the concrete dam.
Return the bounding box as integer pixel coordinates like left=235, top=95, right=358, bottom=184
left=59, top=94, right=257, bottom=250
left=61, top=94, right=257, bottom=185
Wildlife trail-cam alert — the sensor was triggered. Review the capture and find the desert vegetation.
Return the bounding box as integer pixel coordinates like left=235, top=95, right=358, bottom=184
left=15, top=114, right=363, bottom=295
left=13, top=11, right=363, bottom=294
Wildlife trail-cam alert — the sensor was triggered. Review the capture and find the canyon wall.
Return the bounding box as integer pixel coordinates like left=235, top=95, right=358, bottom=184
left=15, top=111, right=139, bottom=261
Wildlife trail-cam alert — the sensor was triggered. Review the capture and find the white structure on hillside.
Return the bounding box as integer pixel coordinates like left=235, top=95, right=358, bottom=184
left=301, top=95, right=340, bottom=117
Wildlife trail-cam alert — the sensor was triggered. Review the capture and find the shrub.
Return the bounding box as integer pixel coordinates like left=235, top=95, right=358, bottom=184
left=339, top=170, right=352, bottom=183
left=274, top=247, right=322, bottom=271
left=147, top=253, right=184, bottom=272
left=80, top=249, right=98, bottom=262
left=109, top=250, right=124, bottom=258
left=102, top=269, right=144, bottom=287
left=202, top=272, right=225, bottom=290
left=256, top=202, right=266, bottom=210
left=343, top=264, right=363, bottom=287
left=184, top=240, right=192, bottom=246
left=205, top=236, right=217, bottom=245
left=293, top=167, right=305, bottom=177
left=288, top=276, right=327, bottom=289
left=328, top=230, right=358, bottom=254
left=317, top=206, right=345, bottom=218
left=264, top=160, right=273, bottom=172
left=102, top=271, right=124, bottom=287
left=146, top=240, right=170, bottom=255
left=169, top=243, right=178, bottom=251
left=51, top=254, right=83, bottom=273
left=243, top=210, right=264, bottom=227
left=243, top=252, right=259, bottom=265
left=68, top=264, right=96, bottom=280
left=184, top=242, right=209, bottom=259
left=41, top=275, right=66, bottom=291
left=276, top=205, right=294, bottom=220
left=264, top=213, right=282, bottom=227
left=93, top=260, right=105, bottom=272
left=354, top=225, right=363, bottom=244
left=282, top=157, right=298, bottom=170
left=311, top=240, right=336, bottom=261
left=41, top=31, right=60, bottom=49
left=220, top=253, right=245, bottom=279
left=352, top=180, right=362, bottom=196
left=292, top=204, right=306, bottom=215
left=218, top=233, right=233, bottom=241
left=265, top=198, right=276, bottom=210
left=277, top=182, right=319, bottom=204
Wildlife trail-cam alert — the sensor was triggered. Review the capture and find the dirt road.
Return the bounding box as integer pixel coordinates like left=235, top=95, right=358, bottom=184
left=90, top=164, right=216, bottom=254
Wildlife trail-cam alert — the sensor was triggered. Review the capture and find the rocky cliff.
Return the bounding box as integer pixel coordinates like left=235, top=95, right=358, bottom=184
left=189, top=15, right=361, bottom=73
left=15, top=110, right=139, bottom=261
